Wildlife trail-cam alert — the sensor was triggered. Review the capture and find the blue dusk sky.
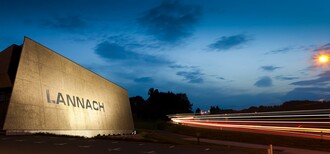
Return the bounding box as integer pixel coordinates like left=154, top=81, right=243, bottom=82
left=1, top=0, right=330, bottom=110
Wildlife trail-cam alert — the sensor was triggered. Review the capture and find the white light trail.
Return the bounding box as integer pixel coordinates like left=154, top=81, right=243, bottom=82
left=170, top=109, right=330, bottom=140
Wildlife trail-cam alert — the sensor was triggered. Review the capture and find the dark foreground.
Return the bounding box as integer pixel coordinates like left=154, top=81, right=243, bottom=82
left=0, top=135, right=242, bottom=154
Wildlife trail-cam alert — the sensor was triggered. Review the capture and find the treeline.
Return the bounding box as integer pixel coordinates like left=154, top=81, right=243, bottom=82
left=208, top=106, right=235, bottom=114
left=240, top=100, right=330, bottom=113
left=205, top=100, right=330, bottom=114
left=130, top=88, right=193, bottom=119
left=194, top=106, right=236, bottom=114
left=130, top=88, right=330, bottom=119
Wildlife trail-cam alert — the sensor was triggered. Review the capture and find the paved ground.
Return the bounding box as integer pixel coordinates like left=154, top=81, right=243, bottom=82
left=1, top=132, right=330, bottom=154
left=0, top=135, right=243, bottom=154
left=183, top=137, right=330, bottom=154
left=153, top=130, right=330, bottom=154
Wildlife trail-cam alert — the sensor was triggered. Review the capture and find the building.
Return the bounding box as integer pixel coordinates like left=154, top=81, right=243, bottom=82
left=0, top=37, right=134, bottom=137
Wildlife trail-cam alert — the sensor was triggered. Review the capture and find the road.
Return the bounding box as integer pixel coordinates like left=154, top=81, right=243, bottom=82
left=169, top=109, right=330, bottom=140
left=0, top=135, right=241, bottom=154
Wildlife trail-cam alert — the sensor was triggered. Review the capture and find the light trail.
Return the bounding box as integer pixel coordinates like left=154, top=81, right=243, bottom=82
left=170, top=109, right=330, bottom=140
left=174, top=120, right=330, bottom=133
left=192, top=113, right=330, bottom=120
left=191, top=120, right=330, bottom=124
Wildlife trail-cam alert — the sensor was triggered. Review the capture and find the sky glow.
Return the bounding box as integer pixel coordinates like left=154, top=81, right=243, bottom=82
left=1, top=0, right=330, bottom=109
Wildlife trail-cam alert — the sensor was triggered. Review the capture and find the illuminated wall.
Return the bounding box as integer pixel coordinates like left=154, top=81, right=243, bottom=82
left=0, top=37, right=134, bottom=137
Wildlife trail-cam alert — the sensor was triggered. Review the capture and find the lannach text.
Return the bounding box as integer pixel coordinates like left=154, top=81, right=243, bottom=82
left=46, top=90, right=105, bottom=112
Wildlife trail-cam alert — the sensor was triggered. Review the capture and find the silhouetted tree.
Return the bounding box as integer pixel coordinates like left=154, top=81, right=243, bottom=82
left=130, top=88, right=193, bottom=120
left=216, top=106, right=220, bottom=111
left=210, top=105, right=222, bottom=114
left=210, top=106, right=215, bottom=114
left=195, top=108, right=201, bottom=114
left=129, top=96, right=146, bottom=118
left=145, top=88, right=193, bottom=119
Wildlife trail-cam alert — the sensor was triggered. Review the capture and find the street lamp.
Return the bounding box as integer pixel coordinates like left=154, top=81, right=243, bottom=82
left=317, top=54, right=329, bottom=64
left=314, top=53, right=330, bottom=67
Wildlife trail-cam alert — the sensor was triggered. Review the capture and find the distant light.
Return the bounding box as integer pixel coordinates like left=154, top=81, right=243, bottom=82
left=318, top=55, right=330, bottom=64
left=318, top=98, right=326, bottom=102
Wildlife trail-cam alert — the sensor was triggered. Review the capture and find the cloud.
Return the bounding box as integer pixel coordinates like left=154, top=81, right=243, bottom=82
left=138, top=0, right=201, bottom=43
left=94, top=38, right=171, bottom=65
left=254, top=76, right=273, bottom=87
left=268, top=47, right=293, bottom=54
left=220, top=93, right=282, bottom=109
left=107, top=35, right=146, bottom=49
left=282, top=87, right=330, bottom=101
left=260, top=65, right=281, bottom=72
left=216, top=77, right=225, bottom=80
left=41, top=15, right=87, bottom=32
left=169, top=64, right=204, bottom=83
left=275, top=75, right=299, bottom=81
left=209, top=34, right=251, bottom=51
left=290, top=70, right=330, bottom=86
left=263, top=68, right=330, bottom=103
left=313, top=43, right=330, bottom=52
left=95, top=41, right=138, bottom=60
left=134, top=77, right=153, bottom=83
left=176, top=70, right=204, bottom=84
left=266, top=45, right=316, bottom=55
left=169, top=65, right=197, bottom=69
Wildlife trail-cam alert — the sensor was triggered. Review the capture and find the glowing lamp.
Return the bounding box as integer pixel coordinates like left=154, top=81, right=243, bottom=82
left=318, top=55, right=330, bottom=64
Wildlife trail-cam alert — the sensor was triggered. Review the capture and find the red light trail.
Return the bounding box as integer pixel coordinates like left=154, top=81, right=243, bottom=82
left=169, top=109, right=330, bottom=140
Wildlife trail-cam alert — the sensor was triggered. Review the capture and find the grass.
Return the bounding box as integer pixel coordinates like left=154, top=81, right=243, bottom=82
left=135, top=129, right=269, bottom=154
left=131, top=119, right=272, bottom=154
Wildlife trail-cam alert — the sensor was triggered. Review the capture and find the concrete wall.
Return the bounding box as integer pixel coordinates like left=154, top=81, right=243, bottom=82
left=3, top=37, right=134, bottom=137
